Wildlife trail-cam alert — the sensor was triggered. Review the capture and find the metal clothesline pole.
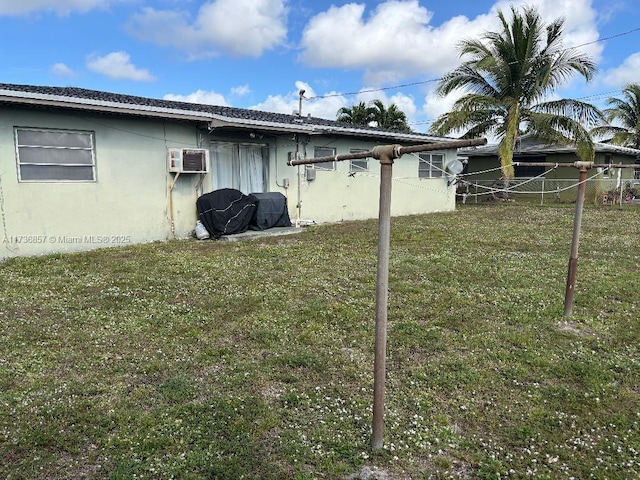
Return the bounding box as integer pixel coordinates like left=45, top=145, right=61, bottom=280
left=564, top=164, right=588, bottom=316
left=513, top=161, right=640, bottom=316
left=290, top=137, right=487, bottom=451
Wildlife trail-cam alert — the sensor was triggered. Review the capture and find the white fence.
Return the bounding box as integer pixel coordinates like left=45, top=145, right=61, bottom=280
left=457, top=177, right=640, bottom=206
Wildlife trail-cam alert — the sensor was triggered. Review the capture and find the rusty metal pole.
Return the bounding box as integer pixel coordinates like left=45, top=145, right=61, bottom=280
left=371, top=145, right=397, bottom=451
left=285, top=138, right=487, bottom=451
left=563, top=163, right=589, bottom=316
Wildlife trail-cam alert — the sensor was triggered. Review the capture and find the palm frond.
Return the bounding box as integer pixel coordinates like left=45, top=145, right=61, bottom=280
left=431, top=4, right=597, bottom=165
left=594, top=83, right=640, bottom=148
left=527, top=111, right=595, bottom=161
left=532, top=99, right=604, bottom=127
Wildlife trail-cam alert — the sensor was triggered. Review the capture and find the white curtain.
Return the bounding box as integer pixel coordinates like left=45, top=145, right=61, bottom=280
left=211, top=143, right=236, bottom=191
left=211, top=143, right=266, bottom=194
left=239, top=145, right=265, bottom=193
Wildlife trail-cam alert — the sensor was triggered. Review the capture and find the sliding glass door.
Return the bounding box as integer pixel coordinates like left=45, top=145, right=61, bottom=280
left=211, top=142, right=269, bottom=194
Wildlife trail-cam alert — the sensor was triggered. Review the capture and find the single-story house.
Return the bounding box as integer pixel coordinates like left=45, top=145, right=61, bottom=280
left=0, top=83, right=463, bottom=259
left=458, top=135, right=640, bottom=202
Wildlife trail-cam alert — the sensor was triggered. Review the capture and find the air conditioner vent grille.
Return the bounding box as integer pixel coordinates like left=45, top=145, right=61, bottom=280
left=168, top=148, right=209, bottom=173
left=183, top=150, right=206, bottom=172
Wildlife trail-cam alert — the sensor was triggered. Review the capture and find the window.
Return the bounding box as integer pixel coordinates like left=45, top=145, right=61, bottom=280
left=314, top=147, right=335, bottom=171
left=349, top=149, right=369, bottom=173
left=16, top=128, right=96, bottom=182
left=635, top=159, right=640, bottom=180
left=514, top=156, right=545, bottom=178
left=514, top=165, right=545, bottom=178
left=211, top=142, right=269, bottom=193
left=418, top=153, right=443, bottom=178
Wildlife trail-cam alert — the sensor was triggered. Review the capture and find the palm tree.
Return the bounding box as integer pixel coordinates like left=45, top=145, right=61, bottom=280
left=369, top=100, right=412, bottom=132
left=429, top=5, right=602, bottom=178
left=590, top=83, right=640, bottom=148
left=336, top=101, right=375, bottom=126
left=336, top=100, right=412, bottom=132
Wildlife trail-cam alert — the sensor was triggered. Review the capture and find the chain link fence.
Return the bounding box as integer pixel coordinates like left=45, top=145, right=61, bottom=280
left=457, top=177, right=640, bottom=205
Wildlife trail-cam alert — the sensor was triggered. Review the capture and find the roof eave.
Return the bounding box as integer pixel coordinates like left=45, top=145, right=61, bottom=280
left=0, top=90, right=216, bottom=122
left=208, top=117, right=317, bottom=134
left=0, top=87, right=456, bottom=144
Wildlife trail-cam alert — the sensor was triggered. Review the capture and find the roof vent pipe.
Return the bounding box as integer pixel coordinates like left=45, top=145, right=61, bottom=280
left=298, top=89, right=306, bottom=117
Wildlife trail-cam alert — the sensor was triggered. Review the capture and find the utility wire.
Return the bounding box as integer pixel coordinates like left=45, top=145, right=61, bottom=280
left=307, top=79, right=440, bottom=101
left=305, top=25, right=640, bottom=102
left=567, top=26, right=640, bottom=50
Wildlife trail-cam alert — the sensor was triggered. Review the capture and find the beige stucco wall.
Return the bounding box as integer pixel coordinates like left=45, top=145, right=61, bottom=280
left=0, top=107, right=208, bottom=259
left=1, top=106, right=459, bottom=259
left=269, top=136, right=458, bottom=224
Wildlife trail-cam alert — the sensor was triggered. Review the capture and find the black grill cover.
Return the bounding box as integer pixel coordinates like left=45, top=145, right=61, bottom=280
left=196, top=189, right=257, bottom=238
left=250, top=192, right=292, bottom=230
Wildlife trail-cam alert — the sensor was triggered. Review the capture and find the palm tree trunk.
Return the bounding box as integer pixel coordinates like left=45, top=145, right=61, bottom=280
left=499, top=103, right=520, bottom=180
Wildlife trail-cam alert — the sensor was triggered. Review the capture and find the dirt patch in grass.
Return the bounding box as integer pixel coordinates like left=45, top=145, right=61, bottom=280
left=556, top=320, right=593, bottom=337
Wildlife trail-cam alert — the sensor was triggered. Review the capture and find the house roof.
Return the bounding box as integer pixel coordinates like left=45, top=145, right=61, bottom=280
left=459, top=135, right=640, bottom=158
left=0, top=83, right=450, bottom=144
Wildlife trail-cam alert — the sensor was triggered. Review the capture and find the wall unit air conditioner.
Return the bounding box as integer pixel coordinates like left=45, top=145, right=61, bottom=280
left=168, top=148, right=210, bottom=173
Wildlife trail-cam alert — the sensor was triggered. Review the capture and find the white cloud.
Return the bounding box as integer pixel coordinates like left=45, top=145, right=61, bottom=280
left=163, top=85, right=253, bottom=108
left=0, top=0, right=114, bottom=15
left=299, top=0, right=601, bottom=86
left=418, top=86, right=466, bottom=135
left=50, top=62, right=77, bottom=78
left=422, top=87, right=463, bottom=122
left=389, top=93, right=417, bottom=122
left=163, top=89, right=228, bottom=106
left=299, top=1, right=494, bottom=85
left=87, top=51, right=156, bottom=81
left=251, top=81, right=347, bottom=120
left=230, top=84, right=251, bottom=97
left=600, top=52, right=640, bottom=88
left=127, top=0, right=287, bottom=58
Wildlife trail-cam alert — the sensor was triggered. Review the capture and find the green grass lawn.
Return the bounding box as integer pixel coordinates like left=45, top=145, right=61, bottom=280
left=1, top=204, right=638, bottom=479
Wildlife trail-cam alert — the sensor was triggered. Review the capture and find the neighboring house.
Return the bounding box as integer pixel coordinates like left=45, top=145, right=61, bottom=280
left=0, top=83, right=462, bottom=259
left=459, top=135, right=640, bottom=202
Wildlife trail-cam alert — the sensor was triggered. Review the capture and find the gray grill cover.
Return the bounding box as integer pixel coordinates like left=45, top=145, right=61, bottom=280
left=250, top=192, right=292, bottom=230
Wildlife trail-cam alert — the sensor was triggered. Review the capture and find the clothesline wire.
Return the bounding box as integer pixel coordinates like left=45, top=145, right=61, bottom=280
left=322, top=160, right=609, bottom=197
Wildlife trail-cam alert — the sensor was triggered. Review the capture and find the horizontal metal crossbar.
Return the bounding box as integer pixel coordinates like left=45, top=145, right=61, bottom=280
left=287, top=138, right=487, bottom=166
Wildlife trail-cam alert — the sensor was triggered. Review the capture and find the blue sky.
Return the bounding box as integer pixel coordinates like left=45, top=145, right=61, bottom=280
left=1, top=0, right=640, bottom=133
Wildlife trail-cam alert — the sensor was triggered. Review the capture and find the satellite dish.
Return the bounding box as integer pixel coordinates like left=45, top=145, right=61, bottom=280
left=445, top=159, right=465, bottom=175
left=445, top=159, right=466, bottom=186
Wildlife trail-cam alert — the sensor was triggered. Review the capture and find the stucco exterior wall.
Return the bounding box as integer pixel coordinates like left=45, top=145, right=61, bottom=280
left=270, top=136, right=458, bottom=224
left=0, top=107, right=207, bottom=259
left=1, top=106, right=459, bottom=260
